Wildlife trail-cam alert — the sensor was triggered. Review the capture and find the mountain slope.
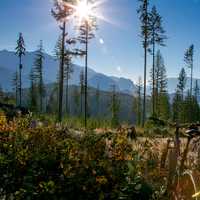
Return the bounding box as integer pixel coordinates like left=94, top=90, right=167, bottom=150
left=0, top=50, right=136, bottom=94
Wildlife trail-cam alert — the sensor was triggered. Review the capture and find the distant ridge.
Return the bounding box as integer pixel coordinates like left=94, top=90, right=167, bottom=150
left=0, top=50, right=136, bottom=95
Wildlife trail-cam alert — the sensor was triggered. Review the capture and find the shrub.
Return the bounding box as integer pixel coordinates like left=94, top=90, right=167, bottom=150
left=0, top=117, right=153, bottom=199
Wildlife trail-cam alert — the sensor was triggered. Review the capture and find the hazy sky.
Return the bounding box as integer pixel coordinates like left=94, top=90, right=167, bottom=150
left=1, top=0, right=200, bottom=83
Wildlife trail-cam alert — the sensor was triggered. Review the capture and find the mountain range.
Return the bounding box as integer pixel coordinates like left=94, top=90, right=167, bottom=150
left=0, top=49, right=199, bottom=95
left=0, top=50, right=135, bottom=94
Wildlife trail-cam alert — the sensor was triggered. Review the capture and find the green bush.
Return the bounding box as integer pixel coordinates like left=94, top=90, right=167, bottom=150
left=144, top=117, right=169, bottom=136
left=0, top=117, right=153, bottom=200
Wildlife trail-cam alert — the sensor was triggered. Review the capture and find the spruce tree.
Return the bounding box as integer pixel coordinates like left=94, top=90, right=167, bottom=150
left=110, top=85, right=120, bottom=128
left=158, top=62, right=169, bottom=120
left=174, top=68, right=187, bottom=123
left=65, top=61, right=73, bottom=115
left=47, top=83, right=58, bottom=114
left=149, top=6, right=166, bottom=116
left=194, top=80, right=199, bottom=101
left=138, top=0, right=150, bottom=126
left=184, top=44, right=194, bottom=96
left=0, top=85, right=4, bottom=102
left=135, top=77, right=142, bottom=126
left=177, top=68, right=187, bottom=100
left=29, top=68, right=37, bottom=111
left=79, top=70, right=85, bottom=117
left=15, top=32, right=26, bottom=107
left=73, top=86, right=80, bottom=116
left=172, top=91, right=182, bottom=122
left=52, top=0, right=75, bottom=121
left=183, top=91, right=199, bottom=123
left=77, top=0, right=97, bottom=128
left=153, top=50, right=169, bottom=120
left=95, top=84, right=100, bottom=117
left=55, top=35, right=79, bottom=116
left=153, top=50, right=162, bottom=115
left=64, top=39, right=75, bottom=114
left=12, top=71, right=19, bottom=106
left=34, top=40, right=45, bottom=113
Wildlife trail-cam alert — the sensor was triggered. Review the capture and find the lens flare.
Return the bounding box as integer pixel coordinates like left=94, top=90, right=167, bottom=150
left=59, top=0, right=111, bottom=26
left=75, top=0, right=93, bottom=21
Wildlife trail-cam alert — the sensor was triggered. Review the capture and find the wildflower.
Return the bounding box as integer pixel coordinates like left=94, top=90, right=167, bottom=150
left=96, top=176, right=108, bottom=185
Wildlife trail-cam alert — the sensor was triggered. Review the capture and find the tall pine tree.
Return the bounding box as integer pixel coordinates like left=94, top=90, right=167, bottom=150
left=138, top=0, right=150, bottom=126
left=34, top=40, right=45, bottom=113
left=76, top=0, right=97, bottom=128
left=135, top=77, right=143, bottom=126
left=184, top=44, right=194, bottom=96
left=177, top=68, right=187, bottom=100
left=95, top=84, right=100, bottom=117
left=15, top=32, right=25, bottom=107
left=29, top=68, right=38, bottom=111
left=52, top=0, right=75, bottom=121
left=149, top=5, right=167, bottom=116
left=12, top=71, right=19, bottom=106
left=79, top=70, right=85, bottom=117
left=109, top=85, right=120, bottom=128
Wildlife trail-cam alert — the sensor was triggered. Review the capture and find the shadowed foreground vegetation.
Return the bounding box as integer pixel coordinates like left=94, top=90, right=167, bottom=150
left=1, top=112, right=200, bottom=199
left=0, top=113, right=154, bottom=200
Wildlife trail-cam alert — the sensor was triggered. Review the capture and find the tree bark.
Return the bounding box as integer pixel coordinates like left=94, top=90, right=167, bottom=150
left=58, top=21, right=66, bottom=122
left=84, top=21, right=89, bottom=129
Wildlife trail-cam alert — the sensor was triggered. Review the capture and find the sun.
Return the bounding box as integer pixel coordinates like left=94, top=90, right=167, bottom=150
left=75, top=0, right=93, bottom=21
left=59, top=0, right=112, bottom=26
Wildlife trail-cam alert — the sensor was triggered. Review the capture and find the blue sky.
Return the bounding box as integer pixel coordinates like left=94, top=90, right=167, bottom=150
left=1, top=0, right=200, bottom=83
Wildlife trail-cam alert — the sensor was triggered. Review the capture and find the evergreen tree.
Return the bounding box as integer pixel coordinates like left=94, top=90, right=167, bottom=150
left=29, top=68, right=37, bottom=111
left=184, top=44, right=194, bottom=96
left=152, top=50, right=169, bottom=119
left=149, top=5, right=167, bottom=116
left=177, top=68, right=187, bottom=100
left=15, top=32, right=25, bottom=107
left=158, top=93, right=170, bottom=120
left=64, top=40, right=75, bottom=114
left=52, top=0, right=75, bottom=121
left=95, top=84, right=100, bottom=117
left=135, top=77, right=142, bottom=126
left=34, top=40, right=45, bottom=113
left=79, top=70, right=85, bottom=116
left=46, top=83, right=58, bottom=114
left=77, top=0, right=97, bottom=128
left=152, top=50, right=163, bottom=115
left=73, top=86, right=80, bottom=116
left=53, top=32, right=77, bottom=118
left=138, top=0, right=150, bottom=126
left=0, top=85, right=4, bottom=102
left=172, top=91, right=182, bottom=122
left=194, top=80, right=199, bottom=101
left=12, top=71, right=19, bottom=106
left=173, top=68, right=187, bottom=123
left=65, top=62, right=73, bottom=115
left=192, top=96, right=200, bottom=122
left=109, top=85, right=120, bottom=128
left=183, top=91, right=199, bottom=123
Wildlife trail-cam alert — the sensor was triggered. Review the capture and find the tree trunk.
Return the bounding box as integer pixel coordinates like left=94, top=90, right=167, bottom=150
left=66, top=73, right=69, bottom=115
left=19, top=56, right=22, bottom=107
left=58, top=21, right=66, bottom=122
left=142, top=43, right=147, bottom=127
left=152, top=31, right=155, bottom=116
left=40, top=77, right=43, bottom=113
left=84, top=21, right=89, bottom=129
left=142, top=5, right=148, bottom=127
left=191, top=62, right=193, bottom=97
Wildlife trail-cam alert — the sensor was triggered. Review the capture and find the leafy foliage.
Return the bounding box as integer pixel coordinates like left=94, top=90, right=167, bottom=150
left=0, top=115, right=154, bottom=199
